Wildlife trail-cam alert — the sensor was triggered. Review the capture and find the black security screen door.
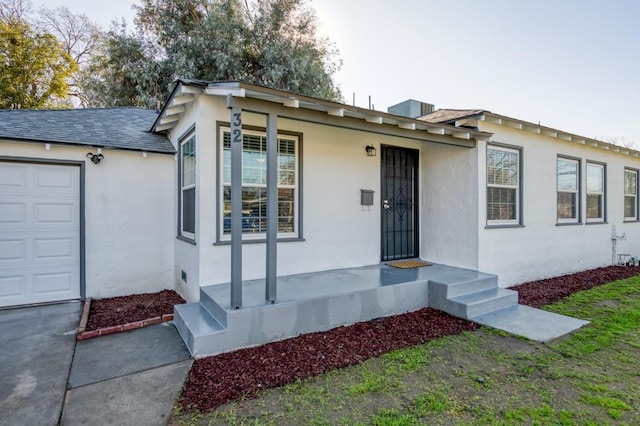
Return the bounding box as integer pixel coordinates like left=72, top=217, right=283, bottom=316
left=381, top=145, right=419, bottom=261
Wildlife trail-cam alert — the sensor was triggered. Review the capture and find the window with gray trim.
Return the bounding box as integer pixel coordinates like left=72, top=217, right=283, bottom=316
left=220, top=127, right=299, bottom=240
left=557, top=157, right=579, bottom=223
left=180, top=133, right=196, bottom=239
left=624, top=168, right=638, bottom=220
left=487, top=145, right=520, bottom=224
left=586, top=162, right=605, bottom=222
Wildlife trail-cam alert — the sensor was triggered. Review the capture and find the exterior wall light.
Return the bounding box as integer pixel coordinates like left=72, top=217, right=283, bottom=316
left=365, top=145, right=377, bottom=157
left=86, top=152, right=104, bottom=164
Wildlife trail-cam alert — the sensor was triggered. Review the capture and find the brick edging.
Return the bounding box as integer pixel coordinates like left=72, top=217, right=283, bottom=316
left=76, top=299, right=174, bottom=341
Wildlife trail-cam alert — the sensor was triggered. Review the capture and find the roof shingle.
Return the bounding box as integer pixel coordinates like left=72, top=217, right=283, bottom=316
left=0, top=108, right=175, bottom=154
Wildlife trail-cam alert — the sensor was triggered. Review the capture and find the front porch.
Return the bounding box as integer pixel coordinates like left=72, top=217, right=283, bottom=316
left=174, top=262, right=589, bottom=358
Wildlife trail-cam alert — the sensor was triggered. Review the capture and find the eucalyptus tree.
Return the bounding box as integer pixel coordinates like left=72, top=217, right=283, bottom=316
left=86, top=0, right=341, bottom=108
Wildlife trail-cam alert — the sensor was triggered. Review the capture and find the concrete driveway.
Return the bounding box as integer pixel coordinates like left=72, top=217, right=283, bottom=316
left=0, top=302, right=192, bottom=426
left=0, top=302, right=79, bottom=426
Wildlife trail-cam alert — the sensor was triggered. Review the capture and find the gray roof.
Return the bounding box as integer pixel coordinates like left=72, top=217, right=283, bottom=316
left=419, top=109, right=486, bottom=124
left=0, top=108, right=175, bottom=154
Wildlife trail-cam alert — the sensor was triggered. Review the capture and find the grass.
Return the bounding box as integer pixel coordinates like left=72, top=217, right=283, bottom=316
left=170, top=275, right=640, bottom=426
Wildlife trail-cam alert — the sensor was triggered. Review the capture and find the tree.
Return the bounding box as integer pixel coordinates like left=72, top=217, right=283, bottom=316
left=36, top=6, right=104, bottom=106
left=0, top=19, right=77, bottom=109
left=87, top=0, right=341, bottom=108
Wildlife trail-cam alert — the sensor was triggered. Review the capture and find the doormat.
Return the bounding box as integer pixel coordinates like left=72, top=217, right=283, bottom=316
left=387, top=260, right=433, bottom=269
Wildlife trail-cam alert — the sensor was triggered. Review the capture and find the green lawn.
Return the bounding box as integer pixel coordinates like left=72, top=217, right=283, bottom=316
left=171, top=275, right=640, bottom=425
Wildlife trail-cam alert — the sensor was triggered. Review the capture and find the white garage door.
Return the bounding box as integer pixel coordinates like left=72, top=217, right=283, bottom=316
left=0, top=162, right=81, bottom=307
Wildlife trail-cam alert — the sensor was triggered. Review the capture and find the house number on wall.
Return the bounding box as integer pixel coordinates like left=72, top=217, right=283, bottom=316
left=232, top=112, right=242, bottom=143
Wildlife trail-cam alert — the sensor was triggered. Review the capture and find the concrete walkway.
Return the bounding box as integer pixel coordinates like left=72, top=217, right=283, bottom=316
left=0, top=302, right=192, bottom=426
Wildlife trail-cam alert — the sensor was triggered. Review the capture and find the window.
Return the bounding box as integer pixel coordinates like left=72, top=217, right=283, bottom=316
left=180, top=132, right=196, bottom=239
left=220, top=127, right=299, bottom=239
left=557, top=157, right=579, bottom=223
left=486, top=145, right=520, bottom=224
left=586, top=162, right=605, bottom=222
left=624, top=168, right=638, bottom=221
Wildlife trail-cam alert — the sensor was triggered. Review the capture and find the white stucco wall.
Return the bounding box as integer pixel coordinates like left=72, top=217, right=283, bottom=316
left=0, top=141, right=175, bottom=298
left=477, top=122, right=640, bottom=286
left=421, top=143, right=479, bottom=269
left=172, top=95, right=477, bottom=301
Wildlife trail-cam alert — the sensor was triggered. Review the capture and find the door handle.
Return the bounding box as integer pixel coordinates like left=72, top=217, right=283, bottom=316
left=383, top=200, right=391, bottom=210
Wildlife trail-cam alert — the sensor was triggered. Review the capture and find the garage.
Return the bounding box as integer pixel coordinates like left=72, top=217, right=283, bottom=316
left=0, top=161, right=81, bottom=307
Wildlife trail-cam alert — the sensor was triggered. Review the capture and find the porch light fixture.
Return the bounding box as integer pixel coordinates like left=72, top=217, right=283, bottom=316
left=86, top=152, right=104, bottom=164
left=365, top=145, right=377, bottom=157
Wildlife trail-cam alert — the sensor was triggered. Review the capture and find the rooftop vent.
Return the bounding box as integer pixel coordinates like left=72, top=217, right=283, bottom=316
left=387, top=99, right=434, bottom=119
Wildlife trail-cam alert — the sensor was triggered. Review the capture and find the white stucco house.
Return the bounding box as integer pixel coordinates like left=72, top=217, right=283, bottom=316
left=1, top=80, right=639, bottom=312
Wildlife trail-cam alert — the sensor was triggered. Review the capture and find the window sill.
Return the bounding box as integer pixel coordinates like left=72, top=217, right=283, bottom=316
left=176, top=235, right=196, bottom=245
left=485, top=224, right=525, bottom=229
left=214, top=237, right=306, bottom=246
left=556, top=222, right=582, bottom=226
left=585, top=221, right=608, bottom=225
left=623, top=219, right=640, bottom=223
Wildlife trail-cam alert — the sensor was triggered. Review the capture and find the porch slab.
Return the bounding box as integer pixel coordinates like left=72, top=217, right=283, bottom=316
left=205, top=263, right=495, bottom=309
left=176, top=263, right=495, bottom=357
left=471, top=305, right=590, bottom=342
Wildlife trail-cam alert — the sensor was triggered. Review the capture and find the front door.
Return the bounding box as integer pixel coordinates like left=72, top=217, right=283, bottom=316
left=381, top=146, right=419, bottom=261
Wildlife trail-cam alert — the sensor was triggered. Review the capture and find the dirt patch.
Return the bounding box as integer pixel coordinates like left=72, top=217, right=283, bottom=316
left=176, top=265, right=640, bottom=412
left=85, top=289, right=185, bottom=331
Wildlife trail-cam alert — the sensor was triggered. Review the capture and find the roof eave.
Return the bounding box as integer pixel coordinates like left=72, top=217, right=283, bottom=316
left=481, top=112, right=640, bottom=158
left=152, top=81, right=492, bottom=143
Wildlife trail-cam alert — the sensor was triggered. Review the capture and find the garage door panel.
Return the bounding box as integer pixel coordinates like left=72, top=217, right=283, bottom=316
left=0, top=164, right=27, bottom=190
left=35, top=202, right=77, bottom=224
left=34, top=237, right=74, bottom=260
left=33, top=271, right=75, bottom=295
left=0, top=275, right=25, bottom=298
left=35, top=166, right=76, bottom=190
left=0, top=162, right=80, bottom=307
left=0, top=202, right=26, bottom=225
left=0, top=239, right=25, bottom=262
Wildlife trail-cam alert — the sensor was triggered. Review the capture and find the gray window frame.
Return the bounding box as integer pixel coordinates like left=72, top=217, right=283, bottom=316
left=557, top=155, right=581, bottom=225
left=585, top=160, right=606, bottom=224
left=215, top=121, right=304, bottom=244
left=624, top=167, right=638, bottom=222
left=177, top=126, right=196, bottom=243
left=485, top=142, right=524, bottom=228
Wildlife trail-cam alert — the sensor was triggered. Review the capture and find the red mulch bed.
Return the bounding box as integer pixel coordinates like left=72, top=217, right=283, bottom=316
left=85, top=290, right=185, bottom=331
left=177, top=265, right=640, bottom=411
left=514, top=265, right=640, bottom=308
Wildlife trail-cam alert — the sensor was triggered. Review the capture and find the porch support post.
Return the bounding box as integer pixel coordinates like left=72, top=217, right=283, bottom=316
left=230, top=104, right=243, bottom=309
left=265, top=113, right=278, bottom=303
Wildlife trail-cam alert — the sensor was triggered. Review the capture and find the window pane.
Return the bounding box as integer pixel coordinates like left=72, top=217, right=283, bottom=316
left=223, top=132, right=296, bottom=186
left=223, top=186, right=296, bottom=234
left=625, top=196, right=636, bottom=218
left=487, top=187, right=516, bottom=221
left=182, top=137, right=195, bottom=187
left=586, top=163, right=603, bottom=193
left=557, top=192, right=576, bottom=219
left=182, top=187, right=195, bottom=233
left=487, top=148, right=518, bottom=186
left=586, top=194, right=602, bottom=219
left=625, top=170, right=637, bottom=196
left=557, top=159, right=577, bottom=191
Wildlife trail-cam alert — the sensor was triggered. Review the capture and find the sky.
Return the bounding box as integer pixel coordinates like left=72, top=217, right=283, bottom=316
left=30, top=0, right=640, bottom=145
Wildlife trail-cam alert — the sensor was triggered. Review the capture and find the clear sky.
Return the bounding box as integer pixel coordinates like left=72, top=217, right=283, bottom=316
left=31, top=0, right=640, bottom=145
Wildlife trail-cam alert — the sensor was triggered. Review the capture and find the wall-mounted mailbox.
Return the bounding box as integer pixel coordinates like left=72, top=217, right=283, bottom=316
left=361, top=189, right=374, bottom=206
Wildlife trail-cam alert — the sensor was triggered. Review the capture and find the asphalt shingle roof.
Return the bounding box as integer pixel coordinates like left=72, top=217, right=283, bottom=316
left=0, top=108, right=175, bottom=154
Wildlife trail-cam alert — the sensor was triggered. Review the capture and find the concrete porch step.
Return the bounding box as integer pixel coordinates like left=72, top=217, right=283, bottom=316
left=431, top=276, right=498, bottom=298
left=471, top=304, right=590, bottom=342
left=173, top=303, right=226, bottom=355
left=446, top=287, right=518, bottom=319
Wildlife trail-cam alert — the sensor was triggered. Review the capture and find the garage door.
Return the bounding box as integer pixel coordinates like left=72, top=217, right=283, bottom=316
left=0, top=162, right=81, bottom=307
